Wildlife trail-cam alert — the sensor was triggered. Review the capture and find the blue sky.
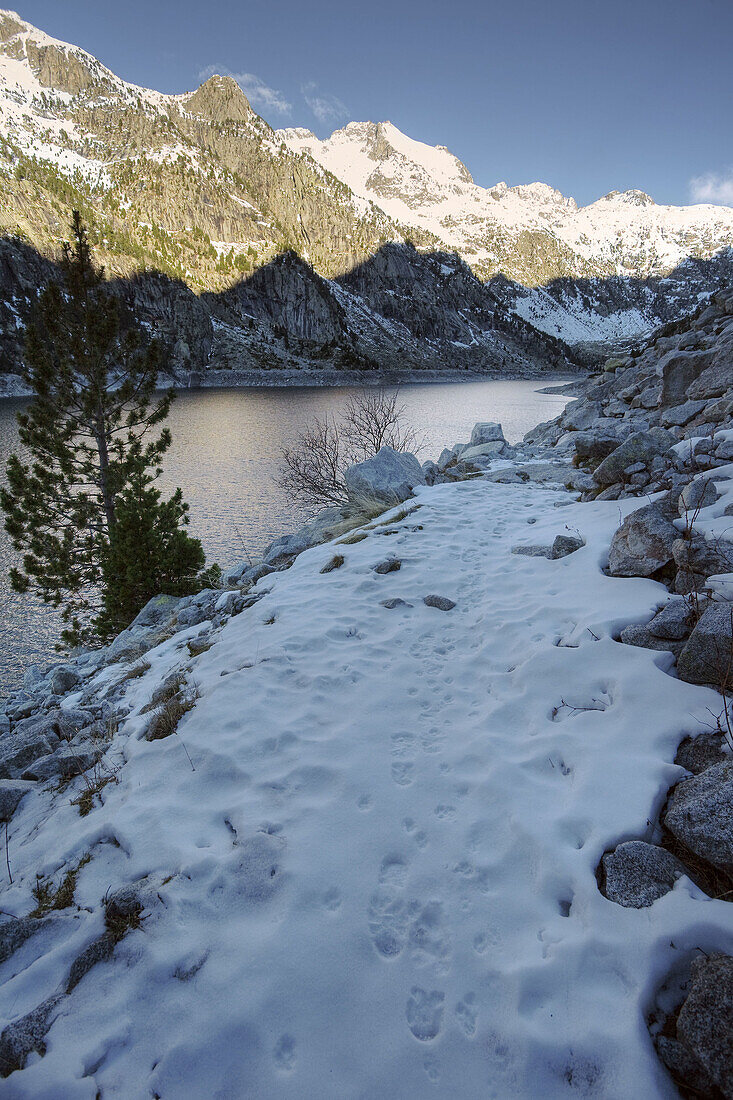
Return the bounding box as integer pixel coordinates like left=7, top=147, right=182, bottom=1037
left=14, top=0, right=733, bottom=207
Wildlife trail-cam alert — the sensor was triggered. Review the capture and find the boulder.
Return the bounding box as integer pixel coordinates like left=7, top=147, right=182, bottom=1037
left=0, top=719, right=60, bottom=780
left=49, top=666, right=80, bottom=696
left=106, top=594, right=182, bottom=661
left=344, top=447, right=425, bottom=508
left=380, top=598, right=412, bottom=609
left=549, top=534, right=584, bottom=559
left=66, top=934, right=114, bottom=993
left=673, top=534, right=733, bottom=588
left=458, top=441, right=505, bottom=463
left=0, top=995, right=60, bottom=1078
left=677, top=601, right=733, bottom=687
left=511, top=544, right=551, bottom=558
left=601, top=841, right=688, bottom=908
left=469, top=422, right=505, bottom=446
left=423, top=595, right=456, bottom=611
left=619, top=623, right=684, bottom=657
left=0, top=779, right=34, bottom=821
left=676, top=954, right=733, bottom=1097
left=659, top=349, right=711, bottom=405
left=660, top=400, right=708, bottom=428
left=607, top=502, right=678, bottom=577
left=572, top=431, right=624, bottom=467
left=0, top=916, right=46, bottom=965
left=373, top=559, right=401, bottom=575
left=436, top=448, right=456, bottom=472
left=593, top=429, right=675, bottom=488
left=675, top=732, right=729, bottom=775
left=655, top=1035, right=718, bottom=1097
left=645, top=597, right=698, bottom=640
left=562, top=402, right=601, bottom=431
left=664, top=759, right=733, bottom=873
left=678, top=476, right=719, bottom=515
left=262, top=531, right=311, bottom=568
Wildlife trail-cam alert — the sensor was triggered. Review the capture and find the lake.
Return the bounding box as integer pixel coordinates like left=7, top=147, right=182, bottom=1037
left=0, top=378, right=570, bottom=695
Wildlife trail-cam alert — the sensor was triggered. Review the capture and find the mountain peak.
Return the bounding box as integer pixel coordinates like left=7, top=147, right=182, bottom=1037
left=599, top=189, right=656, bottom=207
left=185, top=74, right=254, bottom=123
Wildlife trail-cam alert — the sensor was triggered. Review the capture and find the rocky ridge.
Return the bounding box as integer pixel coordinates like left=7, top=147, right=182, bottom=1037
left=1, top=9, right=733, bottom=349
left=0, top=237, right=579, bottom=391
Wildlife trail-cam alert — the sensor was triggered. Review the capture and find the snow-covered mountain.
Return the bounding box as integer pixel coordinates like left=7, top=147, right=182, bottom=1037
left=280, top=120, right=733, bottom=287
left=1, top=8, right=732, bottom=350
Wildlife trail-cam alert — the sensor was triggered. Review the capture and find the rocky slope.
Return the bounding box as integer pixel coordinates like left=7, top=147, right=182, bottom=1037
left=0, top=238, right=579, bottom=390
left=1, top=9, right=733, bottom=351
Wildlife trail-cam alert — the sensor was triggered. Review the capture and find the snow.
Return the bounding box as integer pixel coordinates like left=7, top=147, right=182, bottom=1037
left=511, top=286, right=655, bottom=344
left=2, top=473, right=732, bottom=1097
left=277, top=119, right=733, bottom=284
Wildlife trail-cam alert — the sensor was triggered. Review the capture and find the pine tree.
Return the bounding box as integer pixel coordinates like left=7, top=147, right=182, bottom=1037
left=1, top=211, right=213, bottom=647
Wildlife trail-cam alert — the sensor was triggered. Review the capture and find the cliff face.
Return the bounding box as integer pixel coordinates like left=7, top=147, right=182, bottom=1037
left=0, top=238, right=580, bottom=381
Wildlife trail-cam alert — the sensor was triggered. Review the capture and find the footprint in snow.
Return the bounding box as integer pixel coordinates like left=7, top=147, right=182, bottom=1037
left=273, top=1034, right=296, bottom=1071
left=406, top=987, right=445, bottom=1041
left=455, top=993, right=478, bottom=1037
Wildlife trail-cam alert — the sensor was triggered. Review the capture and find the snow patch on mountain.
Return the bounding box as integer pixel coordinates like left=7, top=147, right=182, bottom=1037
left=278, top=120, right=733, bottom=281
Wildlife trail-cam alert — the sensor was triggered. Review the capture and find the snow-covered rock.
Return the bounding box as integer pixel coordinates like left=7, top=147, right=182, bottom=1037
left=344, top=446, right=426, bottom=506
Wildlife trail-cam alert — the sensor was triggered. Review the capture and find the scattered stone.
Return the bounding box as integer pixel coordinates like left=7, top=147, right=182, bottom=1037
left=423, top=595, right=456, bottom=611
left=549, top=534, right=584, bottom=559
left=380, top=598, right=413, bottom=609
left=601, top=840, right=689, bottom=908
left=373, top=559, right=401, bottom=574
left=664, top=759, right=733, bottom=874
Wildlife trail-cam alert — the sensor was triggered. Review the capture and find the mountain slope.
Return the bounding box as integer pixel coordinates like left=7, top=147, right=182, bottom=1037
left=0, top=10, right=433, bottom=289
left=0, top=237, right=578, bottom=389
left=280, top=120, right=733, bottom=286
left=1, top=9, right=732, bottom=352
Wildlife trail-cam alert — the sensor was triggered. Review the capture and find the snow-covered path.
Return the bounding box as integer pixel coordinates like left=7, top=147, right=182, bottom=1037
left=4, top=479, right=732, bottom=1098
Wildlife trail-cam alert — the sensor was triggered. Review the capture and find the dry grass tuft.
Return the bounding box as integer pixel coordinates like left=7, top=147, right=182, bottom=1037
left=145, top=686, right=199, bottom=741
left=29, top=855, right=91, bottom=918
left=320, top=554, right=345, bottom=573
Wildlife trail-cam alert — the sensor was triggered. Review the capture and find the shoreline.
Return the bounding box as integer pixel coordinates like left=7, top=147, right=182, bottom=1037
left=0, top=367, right=586, bottom=401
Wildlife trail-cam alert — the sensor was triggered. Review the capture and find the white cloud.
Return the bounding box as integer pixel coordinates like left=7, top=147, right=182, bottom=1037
left=689, top=171, right=733, bottom=206
left=198, top=65, right=292, bottom=115
left=301, top=81, right=349, bottom=126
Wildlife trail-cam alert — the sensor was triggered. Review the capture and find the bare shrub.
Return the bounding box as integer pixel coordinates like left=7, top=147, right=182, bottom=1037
left=278, top=388, right=422, bottom=508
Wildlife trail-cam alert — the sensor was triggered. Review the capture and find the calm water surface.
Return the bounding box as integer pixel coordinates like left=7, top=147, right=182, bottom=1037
left=0, top=379, right=569, bottom=694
